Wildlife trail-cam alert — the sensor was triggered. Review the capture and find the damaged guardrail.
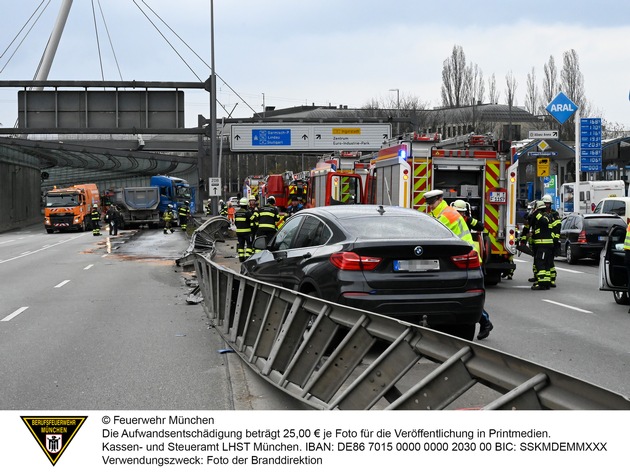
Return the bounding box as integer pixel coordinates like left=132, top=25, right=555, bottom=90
left=189, top=248, right=630, bottom=410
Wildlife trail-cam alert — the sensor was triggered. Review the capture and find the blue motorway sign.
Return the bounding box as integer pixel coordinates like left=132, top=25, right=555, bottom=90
left=580, top=117, right=602, bottom=172
left=546, top=92, right=578, bottom=125
left=252, top=129, right=291, bottom=146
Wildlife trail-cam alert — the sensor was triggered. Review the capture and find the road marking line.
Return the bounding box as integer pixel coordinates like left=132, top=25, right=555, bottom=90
left=543, top=299, right=593, bottom=314
left=556, top=267, right=583, bottom=274
left=84, top=264, right=94, bottom=270
left=0, top=233, right=87, bottom=265
left=0, top=239, right=16, bottom=245
left=2, top=306, right=29, bottom=322
left=55, top=280, right=71, bottom=288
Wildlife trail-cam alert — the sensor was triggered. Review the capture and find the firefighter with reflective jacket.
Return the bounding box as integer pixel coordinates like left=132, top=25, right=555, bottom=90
left=542, top=194, right=561, bottom=287
left=235, top=197, right=255, bottom=262
left=178, top=201, right=190, bottom=232
left=163, top=204, right=176, bottom=234
left=255, top=196, right=281, bottom=250
left=425, top=190, right=493, bottom=340
left=520, top=202, right=538, bottom=282
left=91, top=204, right=101, bottom=236
left=530, top=200, right=554, bottom=290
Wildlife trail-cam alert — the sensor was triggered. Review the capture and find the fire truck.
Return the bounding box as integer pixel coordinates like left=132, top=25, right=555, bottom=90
left=306, top=161, right=365, bottom=208
left=364, top=132, right=518, bottom=285
left=261, top=171, right=309, bottom=211
left=243, top=175, right=265, bottom=201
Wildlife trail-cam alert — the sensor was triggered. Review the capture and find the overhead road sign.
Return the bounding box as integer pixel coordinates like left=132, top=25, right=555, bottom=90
left=546, top=92, right=577, bottom=125
left=230, top=123, right=391, bottom=152
left=529, top=130, right=558, bottom=139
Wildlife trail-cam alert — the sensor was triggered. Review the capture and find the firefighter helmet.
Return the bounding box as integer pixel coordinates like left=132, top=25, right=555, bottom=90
left=452, top=199, right=467, bottom=212
left=267, top=196, right=276, bottom=204
left=92, top=203, right=98, bottom=208
left=239, top=197, right=248, bottom=206
left=542, top=194, right=553, bottom=204
left=535, top=200, right=546, bottom=210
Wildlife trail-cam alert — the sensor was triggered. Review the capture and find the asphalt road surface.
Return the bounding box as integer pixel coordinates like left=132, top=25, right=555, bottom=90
left=0, top=224, right=305, bottom=410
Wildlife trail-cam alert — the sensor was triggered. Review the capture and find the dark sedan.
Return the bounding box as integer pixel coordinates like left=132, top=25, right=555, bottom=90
left=241, top=205, right=484, bottom=340
left=559, top=213, right=626, bottom=264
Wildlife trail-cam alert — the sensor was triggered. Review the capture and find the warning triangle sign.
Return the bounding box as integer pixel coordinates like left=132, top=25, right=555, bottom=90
left=21, top=416, right=87, bottom=466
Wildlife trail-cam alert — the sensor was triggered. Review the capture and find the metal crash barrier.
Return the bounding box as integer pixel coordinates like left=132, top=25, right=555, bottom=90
left=186, top=223, right=630, bottom=410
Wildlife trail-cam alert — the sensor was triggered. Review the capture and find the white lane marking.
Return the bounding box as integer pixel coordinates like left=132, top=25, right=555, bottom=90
left=20, top=251, right=31, bottom=256
left=0, top=233, right=87, bottom=264
left=54, top=280, right=71, bottom=288
left=543, top=299, right=593, bottom=314
left=555, top=267, right=583, bottom=274
left=0, top=239, right=16, bottom=245
left=84, top=264, right=94, bottom=270
left=2, top=306, right=29, bottom=322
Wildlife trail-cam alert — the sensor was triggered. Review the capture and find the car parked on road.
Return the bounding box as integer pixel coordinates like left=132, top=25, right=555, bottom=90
left=241, top=205, right=485, bottom=340
left=558, top=213, right=625, bottom=264
left=599, top=224, right=629, bottom=305
left=593, top=197, right=630, bottom=225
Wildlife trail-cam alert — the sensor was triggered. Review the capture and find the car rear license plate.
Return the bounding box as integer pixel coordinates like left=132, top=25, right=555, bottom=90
left=598, top=236, right=608, bottom=241
left=393, top=260, right=440, bottom=272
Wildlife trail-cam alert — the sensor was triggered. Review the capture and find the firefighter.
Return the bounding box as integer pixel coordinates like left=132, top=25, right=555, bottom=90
left=163, top=204, right=176, bottom=234
left=530, top=200, right=554, bottom=290
left=235, top=197, right=254, bottom=262
left=218, top=199, right=227, bottom=217
left=542, top=194, right=561, bottom=287
left=255, top=196, right=281, bottom=247
left=520, top=201, right=538, bottom=283
left=178, top=200, right=190, bottom=232
left=451, top=200, right=483, bottom=232
left=91, top=204, right=101, bottom=236
left=425, top=190, right=493, bottom=340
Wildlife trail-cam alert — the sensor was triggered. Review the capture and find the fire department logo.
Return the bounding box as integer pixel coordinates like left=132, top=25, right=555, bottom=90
left=21, top=416, right=87, bottom=466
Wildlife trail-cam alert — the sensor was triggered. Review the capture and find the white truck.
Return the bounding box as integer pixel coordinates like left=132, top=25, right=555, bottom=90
left=559, top=180, right=626, bottom=216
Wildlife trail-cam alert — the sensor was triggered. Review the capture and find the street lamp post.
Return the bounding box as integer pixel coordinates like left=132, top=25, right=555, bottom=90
left=389, top=88, right=400, bottom=136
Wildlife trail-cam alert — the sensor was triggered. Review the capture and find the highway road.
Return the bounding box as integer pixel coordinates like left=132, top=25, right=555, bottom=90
left=1, top=223, right=629, bottom=411
left=482, top=253, right=630, bottom=397
left=0, top=224, right=304, bottom=410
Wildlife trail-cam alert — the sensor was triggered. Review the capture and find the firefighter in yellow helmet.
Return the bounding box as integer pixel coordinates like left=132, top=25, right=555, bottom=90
left=234, top=197, right=255, bottom=261
left=542, top=194, right=561, bottom=287
left=425, top=191, right=493, bottom=340
left=91, top=203, right=101, bottom=236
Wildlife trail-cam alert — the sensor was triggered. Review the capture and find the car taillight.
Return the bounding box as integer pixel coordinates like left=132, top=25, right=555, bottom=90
left=577, top=231, right=587, bottom=243
left=451, top=250, right=481, bottom=269
left=330, top=252, right=382, bottom=271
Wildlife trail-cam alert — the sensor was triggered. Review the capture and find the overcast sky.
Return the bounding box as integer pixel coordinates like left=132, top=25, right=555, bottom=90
left=0, top=0, right=628, bottom=130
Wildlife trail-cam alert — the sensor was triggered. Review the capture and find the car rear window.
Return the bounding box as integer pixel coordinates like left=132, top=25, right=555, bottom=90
left=338, top=215, right=454, bottom=240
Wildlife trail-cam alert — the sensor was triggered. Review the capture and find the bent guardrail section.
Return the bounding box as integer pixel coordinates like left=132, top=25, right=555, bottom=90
left=190, top=252, right=630, bottom=410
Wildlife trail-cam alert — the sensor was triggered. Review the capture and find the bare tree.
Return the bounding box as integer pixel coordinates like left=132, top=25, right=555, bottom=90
left=471, top=64, right=485, bottom=104
left=488, top=73, right=499, bottom=104
left=440, top=45, right=474, bottom=108
left=504, top=71, right=518, bottom=140
left=560, top=49, right=590, bottom=139
left=541, top=55, right=558, bottom=107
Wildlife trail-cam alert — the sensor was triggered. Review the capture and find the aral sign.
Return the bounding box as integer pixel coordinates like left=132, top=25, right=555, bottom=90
left=546, top=92, right=578, bottom=125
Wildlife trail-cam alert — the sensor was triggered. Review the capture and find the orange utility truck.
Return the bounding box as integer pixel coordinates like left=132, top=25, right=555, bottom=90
left=44, top=183, right=100, bottom=233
